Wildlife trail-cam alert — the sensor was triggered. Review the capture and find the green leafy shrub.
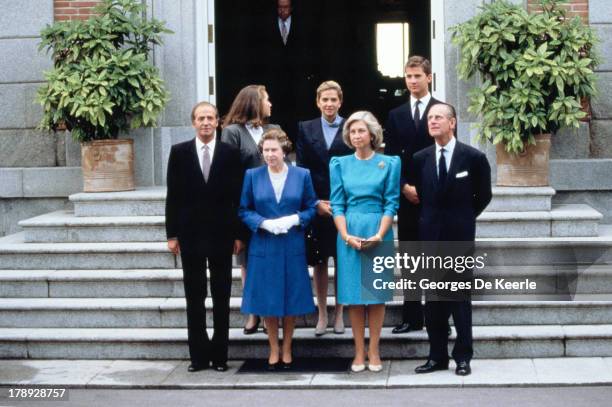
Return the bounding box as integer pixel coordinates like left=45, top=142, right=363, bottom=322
left=36, top=0, right=172, bottom=142
left=450, top=0, right=599, bottom=154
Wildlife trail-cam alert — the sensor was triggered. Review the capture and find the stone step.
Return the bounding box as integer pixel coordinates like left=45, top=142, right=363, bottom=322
left=0, top=241, right=606, bottom=270
left=0, top=233, right=175, bottom=270
left=70, top=187, right=166, bottom=217
left=68, top=186, right=559, bottom=218
left=1, top=325, right=611, bottom=359
left=486, top=187, right=555, bottom=212
left=19, top=211, right=166, bottom=243
left=2, top=228, right=612, bottom=269
left=477, top=204, right=603, bottom=238
left=18, top=202, right=604, bottom=243
left=2, top=265, right=612, bottom=298
left=1, top=298, right=611, bottom=328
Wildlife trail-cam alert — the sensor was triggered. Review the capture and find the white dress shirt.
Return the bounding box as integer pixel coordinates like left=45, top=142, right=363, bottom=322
left=195, top=136, right=216, bottom=174
left=245, top=123, right=264, bottom=147
left=278, top=16, right=292, bottom=38
left=435, top=136, right=456, bottom=177
left=410, top=92, right=432, bottom=120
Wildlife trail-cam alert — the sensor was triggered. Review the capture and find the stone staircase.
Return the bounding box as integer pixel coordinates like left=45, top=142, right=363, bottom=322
left=1, top=186, right=612, bottom=360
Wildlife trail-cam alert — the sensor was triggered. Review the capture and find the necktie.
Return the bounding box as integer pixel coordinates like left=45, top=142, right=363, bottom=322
left=414, top=100, right=421, bottom=130
left=202, top=145, right=211, bottom=182
left=438, top=147, right=447, bottom=187
left=281, top=21, right=288, bottom=44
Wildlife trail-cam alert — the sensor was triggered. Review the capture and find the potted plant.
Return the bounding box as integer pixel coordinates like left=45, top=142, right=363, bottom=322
left=450, top=0, right=598, bottom=186
left=36, top=0, right=171, bottom=192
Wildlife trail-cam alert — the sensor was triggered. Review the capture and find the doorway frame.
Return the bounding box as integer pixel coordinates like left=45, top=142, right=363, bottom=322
left=430, top=0, right=446, bottom=101
left=195, top=0, right=216, bottom=104
left=197, top=0, right=446, bottom=104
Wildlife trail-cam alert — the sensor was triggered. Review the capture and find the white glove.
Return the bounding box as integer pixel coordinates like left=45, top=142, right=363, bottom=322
left=260, top=219, right=289, bottom=235
left=276, top=214, right=300, bottom=231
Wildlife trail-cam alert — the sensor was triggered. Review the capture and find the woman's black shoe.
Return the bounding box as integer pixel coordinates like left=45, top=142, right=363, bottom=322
left=281, top=360, right=293, bottom=370
left=243, top=316, right=261, bottom=335
left=267, top=361, right=280, bottom=371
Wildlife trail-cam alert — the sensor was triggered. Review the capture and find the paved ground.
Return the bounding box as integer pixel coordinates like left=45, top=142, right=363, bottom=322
left=2, top=358, right=612, bottom=389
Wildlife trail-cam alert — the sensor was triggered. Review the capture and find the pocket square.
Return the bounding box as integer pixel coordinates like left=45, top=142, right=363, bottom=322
left=456, top=171, right=468, bottom=178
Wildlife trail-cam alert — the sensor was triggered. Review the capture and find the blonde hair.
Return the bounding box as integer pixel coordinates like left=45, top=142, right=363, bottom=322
left=342, top=111, right=383, bottom=150
left=316, top=80, right=343, bottom=102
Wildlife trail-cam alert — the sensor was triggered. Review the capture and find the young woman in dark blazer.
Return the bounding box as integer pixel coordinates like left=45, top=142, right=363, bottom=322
left=221, top=85, right=280, bottom=334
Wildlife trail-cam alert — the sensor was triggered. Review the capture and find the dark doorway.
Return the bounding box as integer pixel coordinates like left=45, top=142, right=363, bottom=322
left=215, top=0, right=430, bottom=138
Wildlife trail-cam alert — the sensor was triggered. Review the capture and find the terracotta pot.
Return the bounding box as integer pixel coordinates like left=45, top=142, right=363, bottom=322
left=580, top=97, right=591, bottom=122
left=81, top=139, right=135, bottom=192
left=496, top=133, right=551, bottom=187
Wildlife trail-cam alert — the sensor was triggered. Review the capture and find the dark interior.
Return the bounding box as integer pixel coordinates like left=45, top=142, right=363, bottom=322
left=215, top=0, right=430, bottom=132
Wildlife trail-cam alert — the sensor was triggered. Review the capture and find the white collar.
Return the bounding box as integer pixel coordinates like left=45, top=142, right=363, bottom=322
left=410, top=93, right=431, bottom=110
left=436, top=136, right=456, bottom=155
left=195, top=135, right=215, bottom=152
left=278, top=15, right=292, bottom=27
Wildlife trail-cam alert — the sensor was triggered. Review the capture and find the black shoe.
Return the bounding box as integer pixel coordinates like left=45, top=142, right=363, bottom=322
left=187, top=363, right=209, bottom=372
left=414, top=360, right=449, bottom=374
left=267, top=361, right=280, bottom=371
left=392, top=322, right=423, bottom=334
left=211, top=362, right=228, bottom=372
left=243, top=316, right=261, bottom=335
left=455, top=361, right=471, bottom=376
left=281, top=359, right=293, bottom=370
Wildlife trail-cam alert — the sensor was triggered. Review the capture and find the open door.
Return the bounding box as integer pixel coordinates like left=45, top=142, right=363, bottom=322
left=214, top=1, right=436, bottom=132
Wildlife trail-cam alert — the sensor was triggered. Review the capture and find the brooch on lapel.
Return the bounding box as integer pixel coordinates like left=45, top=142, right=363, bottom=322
left=378, top=160, right=386, bottom=169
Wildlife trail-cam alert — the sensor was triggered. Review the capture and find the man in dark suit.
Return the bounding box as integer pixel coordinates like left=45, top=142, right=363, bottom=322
left=263, top=0, right=315, bottom=140
left=165, top=102, right=243, bottom=372
left=412, top=103, right=492, bottom=376
left=296, top=80, right=352, bottom=336
left=384, top=56, right=442, bottom=334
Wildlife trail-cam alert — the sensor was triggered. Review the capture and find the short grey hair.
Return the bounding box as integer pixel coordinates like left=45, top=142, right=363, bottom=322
left=342, top=111, right=384, bottom=150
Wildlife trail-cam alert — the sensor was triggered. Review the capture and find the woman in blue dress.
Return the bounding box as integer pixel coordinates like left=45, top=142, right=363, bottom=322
left=330, top=111, right=400, bottom=372
left=239, top=128, right=317, bottom=370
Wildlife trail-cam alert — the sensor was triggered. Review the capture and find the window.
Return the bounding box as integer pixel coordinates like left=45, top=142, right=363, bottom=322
left=376, top=22, right=410, bottom=78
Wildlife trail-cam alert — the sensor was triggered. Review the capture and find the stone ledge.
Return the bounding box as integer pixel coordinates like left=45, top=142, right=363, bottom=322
left=589, top=0, right=612, bottom=24
left=0, top=167, right=82, bottom=198
left=550, top=159, right=612, bottom=191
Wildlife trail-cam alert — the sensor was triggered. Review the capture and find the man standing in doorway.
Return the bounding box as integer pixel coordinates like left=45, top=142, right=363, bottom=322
left=165, top=102, right=243, bottom=372
left=412, top=103, right=492, bottom=376
left=264, top=0, right=315, bottom=140
left=384, top=56, right=442, bottom=334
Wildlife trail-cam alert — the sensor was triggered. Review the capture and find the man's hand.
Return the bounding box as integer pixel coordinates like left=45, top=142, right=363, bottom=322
left=167, top=239, right=180, bottom=255
left=402, top=184, right=420, bottom=204
left=233, top=239, right=244, bottom=255
left=316, top=200, right=332, bottom=217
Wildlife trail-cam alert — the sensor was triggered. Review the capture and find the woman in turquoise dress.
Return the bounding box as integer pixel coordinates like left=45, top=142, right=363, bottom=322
left=330, top=111, right=400, bottom=373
